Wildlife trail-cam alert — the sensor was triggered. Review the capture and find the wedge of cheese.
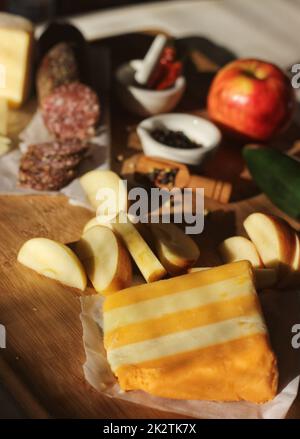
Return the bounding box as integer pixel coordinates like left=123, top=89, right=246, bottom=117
left=103, top=261, right=278, bottom=403
left=0, top=13, right=33, bottom=108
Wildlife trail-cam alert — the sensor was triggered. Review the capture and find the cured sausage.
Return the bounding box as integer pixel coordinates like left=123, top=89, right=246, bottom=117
left=36, top=42, right=79, bottom=104
left=20, top=23, right=101, bottom=191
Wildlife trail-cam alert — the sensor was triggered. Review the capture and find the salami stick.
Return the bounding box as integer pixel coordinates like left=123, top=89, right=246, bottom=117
left=37, top=42, right=79, bottom=104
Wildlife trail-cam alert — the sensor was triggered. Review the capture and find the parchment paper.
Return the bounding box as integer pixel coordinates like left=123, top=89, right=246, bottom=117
left=0, top=110, right=109, bottom=209
left=80, top=288, right=300, bottom=419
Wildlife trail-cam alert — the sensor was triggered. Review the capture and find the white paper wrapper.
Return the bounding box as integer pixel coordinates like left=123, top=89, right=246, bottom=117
left=80, top=288, right=300, bottom=419
left=0, top=110, right=110, bottom=209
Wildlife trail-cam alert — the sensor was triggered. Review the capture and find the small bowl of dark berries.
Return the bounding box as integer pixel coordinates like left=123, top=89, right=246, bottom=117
left=115, top=41, right=186, bottom=117
left=137, top=113, right=222, bottom=166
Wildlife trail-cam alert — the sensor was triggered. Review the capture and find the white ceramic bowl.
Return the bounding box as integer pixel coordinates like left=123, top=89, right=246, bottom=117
left=137, top=113, right=222, bottom=166
left=115, top=60, right=186, bottom=117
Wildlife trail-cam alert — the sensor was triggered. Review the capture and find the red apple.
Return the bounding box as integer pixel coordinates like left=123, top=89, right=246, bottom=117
left=207, top=59, right=295, bottom=141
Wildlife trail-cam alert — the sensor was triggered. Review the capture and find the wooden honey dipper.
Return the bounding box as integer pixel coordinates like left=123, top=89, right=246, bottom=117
left=122, top=155, right=232, bottom=204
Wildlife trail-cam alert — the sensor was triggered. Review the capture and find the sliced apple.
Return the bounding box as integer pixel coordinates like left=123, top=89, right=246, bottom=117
left=218, top=236, right=263, bottom=268
left=189, top=266, right=277, bottom=289
left=17, top=238, right=87, bottom=291
left=244, top=213, right=295, bottom=277
left=83, top=217, right=100, bottom=233
left=150, top=223, right=200, bottom=275
left=75, top=226, right=132, bottom=295
left=80, top=170, right=127, bottom=214
left=292, top=233, right=300, bottom=271
left=83, top=216, right=113, bottom=234
left=112, top=212, right=167, bottom=283
left=279, top=232, right=300, bottom=288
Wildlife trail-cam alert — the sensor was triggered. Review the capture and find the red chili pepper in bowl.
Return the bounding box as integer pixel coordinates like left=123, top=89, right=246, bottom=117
left=156, top=61, right=182, bottom=90
left=147, top=47, right=182, bottom=90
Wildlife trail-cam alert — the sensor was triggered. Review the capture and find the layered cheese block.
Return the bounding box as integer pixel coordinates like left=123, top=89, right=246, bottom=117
left=0, top=13, right=33, bottom=108
left=103, top=261, right=278, bottom=403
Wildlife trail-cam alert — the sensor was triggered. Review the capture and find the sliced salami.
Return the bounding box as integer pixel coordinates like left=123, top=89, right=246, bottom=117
left=41, top=82, right=100, bottom=141
left=26, top=140, right=89, bottom=159
left=19, top=167, right=77, bottom=191
left=20, top=152, right=82, bottom=173
left=18, top=140, right=90, bottom=191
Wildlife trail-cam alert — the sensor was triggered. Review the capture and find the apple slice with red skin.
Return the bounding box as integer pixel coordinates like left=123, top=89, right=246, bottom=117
left=279, top=232, right=300, bottom=288
left=218, top=236, right=263, bottom=268
left=292, top=233, right=300, bottom=272
left=150, top=222, right=200, bottom=275
left=74, top=226, right=132, bottom=295
left=243, top=213, right=296, bottom=279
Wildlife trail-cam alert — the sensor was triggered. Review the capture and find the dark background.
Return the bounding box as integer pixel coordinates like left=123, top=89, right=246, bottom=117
left=0, top=0, right=163, bottom=22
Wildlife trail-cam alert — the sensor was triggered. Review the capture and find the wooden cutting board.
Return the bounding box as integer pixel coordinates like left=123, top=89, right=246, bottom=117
left=0, top=193, right=299, bottom=419
left=0, top=32, right=300, bottom=419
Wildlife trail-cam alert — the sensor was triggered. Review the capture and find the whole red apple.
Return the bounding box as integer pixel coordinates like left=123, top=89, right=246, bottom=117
left=207, top=59, right=295, bottom=141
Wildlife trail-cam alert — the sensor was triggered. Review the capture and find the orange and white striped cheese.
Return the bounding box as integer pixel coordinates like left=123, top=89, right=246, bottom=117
left=103, top=261, right=278, bottom=403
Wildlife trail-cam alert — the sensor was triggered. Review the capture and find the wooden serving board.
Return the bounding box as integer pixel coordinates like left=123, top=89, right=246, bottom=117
left=0, top=32, right=300, bottom=419
left=0, top=193, right=299, bottom=419
left=0, top=194, right=193, bottom=419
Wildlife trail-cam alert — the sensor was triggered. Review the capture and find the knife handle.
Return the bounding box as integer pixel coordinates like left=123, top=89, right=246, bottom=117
left=188, top=175, right=232, bottom=204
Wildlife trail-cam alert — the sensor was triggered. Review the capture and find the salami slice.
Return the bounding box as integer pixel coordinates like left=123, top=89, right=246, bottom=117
left=20, top=151, right=82, bottom=172
left=37, top=42, right=79, bottom=104
left=19, top=167, right=77, bottom=191
left=26, top=140, right=89, bottom=159
left=18, top=140, right=90, bottom=191
left=41, top=82, right=100, bottom=140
